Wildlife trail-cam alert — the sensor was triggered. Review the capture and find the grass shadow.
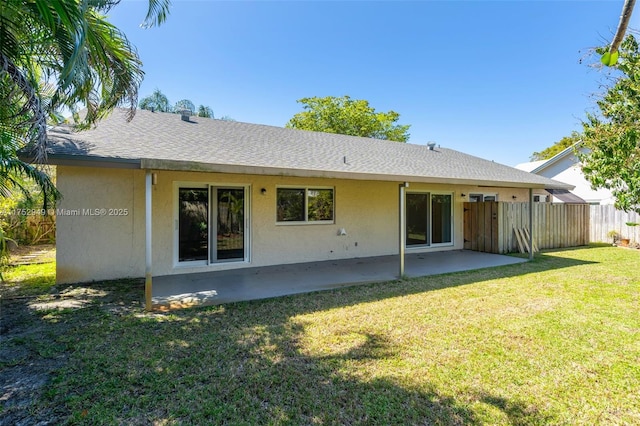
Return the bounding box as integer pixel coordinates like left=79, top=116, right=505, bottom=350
left=38, top=301, right=554, bottom=425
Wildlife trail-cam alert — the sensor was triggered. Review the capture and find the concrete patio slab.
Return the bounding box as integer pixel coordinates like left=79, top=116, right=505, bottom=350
left=151, top=250, right=526, bottom=310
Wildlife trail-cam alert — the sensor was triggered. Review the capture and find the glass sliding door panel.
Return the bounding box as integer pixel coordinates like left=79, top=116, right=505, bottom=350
left=432, top=194, right=452, bottom=244
left=406, top=193, right=429, bottom=246
left=178, top=188, right=209, bottom=262
left=216, top=188, right=245, bottom=260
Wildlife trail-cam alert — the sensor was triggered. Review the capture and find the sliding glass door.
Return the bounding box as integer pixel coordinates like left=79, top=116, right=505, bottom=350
left=178, top=185, right=247, bottom=264
left=431, top=194, right=452, bottom=244
left=406, top=193, right=429, bottom=246
left=215, top=188, right=245, bottom=261
left=405, top=192, right=452, bottom=247
left=178, top=188, right=209, bottom=262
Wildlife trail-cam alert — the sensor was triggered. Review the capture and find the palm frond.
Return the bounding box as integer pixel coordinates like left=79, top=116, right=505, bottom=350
left=140, top=0, right=171, bottom=28
left=0, top=53, right=48, bottom=162
left=0, top=0, right=169, bottom=204
left=0, top=157, right=60, bottom=208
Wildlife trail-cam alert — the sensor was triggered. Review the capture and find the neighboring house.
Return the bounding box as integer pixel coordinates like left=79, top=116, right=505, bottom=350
left=515, top=144, right=614, bottom=205
left=39, top=109, right=571, bottom=284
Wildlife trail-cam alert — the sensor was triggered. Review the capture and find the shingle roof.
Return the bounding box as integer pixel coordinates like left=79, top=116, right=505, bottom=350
left=43, top=109, right=572, bottom=189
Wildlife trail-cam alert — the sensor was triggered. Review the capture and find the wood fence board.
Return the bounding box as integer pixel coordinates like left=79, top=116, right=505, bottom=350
left=483, top=202, right=493, bottom=252
left=514, top=228, right=525, bottom=253
left=491, top=202, right=499, bottom=252
left=523, top=227, right=538, bottom=253
left=468, top=202, right=590, bottom=254
left=471, top=202, right=478, bottom=251
left=463, top=203, right=471, bottom=250
left=477, top=202, right=485, bottom=251
left=589, top=205, right=640, bottom=243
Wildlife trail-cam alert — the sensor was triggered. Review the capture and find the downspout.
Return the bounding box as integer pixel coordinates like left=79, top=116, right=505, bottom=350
left=145, top=170, right=153, bottom=310
left=399, top=182, right=409, bottom=277
left=529, top=188, right=534, bottom=261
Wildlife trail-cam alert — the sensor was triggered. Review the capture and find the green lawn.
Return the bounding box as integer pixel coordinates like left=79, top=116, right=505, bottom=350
left=1, top=261, right=56, bottom=296
left=1, top=245, right=639, bottom=425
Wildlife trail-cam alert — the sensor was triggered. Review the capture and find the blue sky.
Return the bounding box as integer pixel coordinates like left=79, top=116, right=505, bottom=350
left=108, top=1, right=634, bottom=166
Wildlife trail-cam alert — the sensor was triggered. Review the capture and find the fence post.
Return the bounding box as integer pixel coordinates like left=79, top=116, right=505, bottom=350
left=528, top=189, right=534, bottom=260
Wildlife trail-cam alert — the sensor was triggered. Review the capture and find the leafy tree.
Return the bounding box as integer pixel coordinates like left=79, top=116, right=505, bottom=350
left=530, top=131, right=581, bottom=161
left=218, top=115, right=236, bottom=121
left=197, top=105, right=214, bottom=118
left=174, top=99, right=195, bottom=114
left=1, top=0, right=170, bottom=207
left=580, top=35, right=640, bottom=212
left=139, top=89, right=171, bottom=112
left=286, top=95, right=410, bottom=142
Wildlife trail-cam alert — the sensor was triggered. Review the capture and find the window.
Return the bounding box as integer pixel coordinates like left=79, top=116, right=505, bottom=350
left=277, top=188, right=305, bottom=221
left=406, top=192, right=453, bottom=246
left=469, top=193, right=497, bottom=202
left=277, top=187, right=334, bottom=223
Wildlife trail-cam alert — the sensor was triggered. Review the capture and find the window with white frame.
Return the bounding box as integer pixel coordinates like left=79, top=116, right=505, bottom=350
left=469, top=193, right=498, bottom=202
left=276, top=187, right=334, bottom=223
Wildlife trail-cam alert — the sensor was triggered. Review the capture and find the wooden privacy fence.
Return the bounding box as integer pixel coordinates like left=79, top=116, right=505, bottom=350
left=3, top=213, right=56, bottom=245
left=463, top=201, right=499, bottom=253
left=589, top=205, right=640, bottom=243
left=464, top=202, right=590, bottom=254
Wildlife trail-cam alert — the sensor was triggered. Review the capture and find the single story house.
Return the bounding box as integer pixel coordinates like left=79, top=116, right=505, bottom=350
left=41, top=109, right=571, bottom=302
left=514, top=143, right=613, bottom=205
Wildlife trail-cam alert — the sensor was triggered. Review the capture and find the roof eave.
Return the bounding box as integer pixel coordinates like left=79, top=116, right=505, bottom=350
left=43, top=154, right=142, bottom=169
left=141, top=158, right=574, bottom=190
left=33, top=155, right=572, bottom=191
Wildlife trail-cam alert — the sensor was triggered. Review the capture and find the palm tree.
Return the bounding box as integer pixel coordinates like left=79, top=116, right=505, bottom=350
left=0, top=0, right=170, bottom=202
left=139, top=89, right=172, bottom=112
left=0, top=0, right=170, bottom=259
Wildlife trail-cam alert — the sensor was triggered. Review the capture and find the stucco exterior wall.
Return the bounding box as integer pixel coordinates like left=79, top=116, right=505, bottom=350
left=155, top=172, right=409, bottom=276
left=56, top=166, right=533, bottom=283
left=56, top=166, right=146, bottom=283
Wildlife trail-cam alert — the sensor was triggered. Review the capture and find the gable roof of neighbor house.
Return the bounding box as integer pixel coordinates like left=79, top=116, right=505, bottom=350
left=529, top=142, right=581, bottom=174
left=515, top=142, right=590, bottom=203
left=40, top=109, right=572, bottom=190
left=514, top=142, right=581, bottom=175
left=513, top=159, right=546, bottom=173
